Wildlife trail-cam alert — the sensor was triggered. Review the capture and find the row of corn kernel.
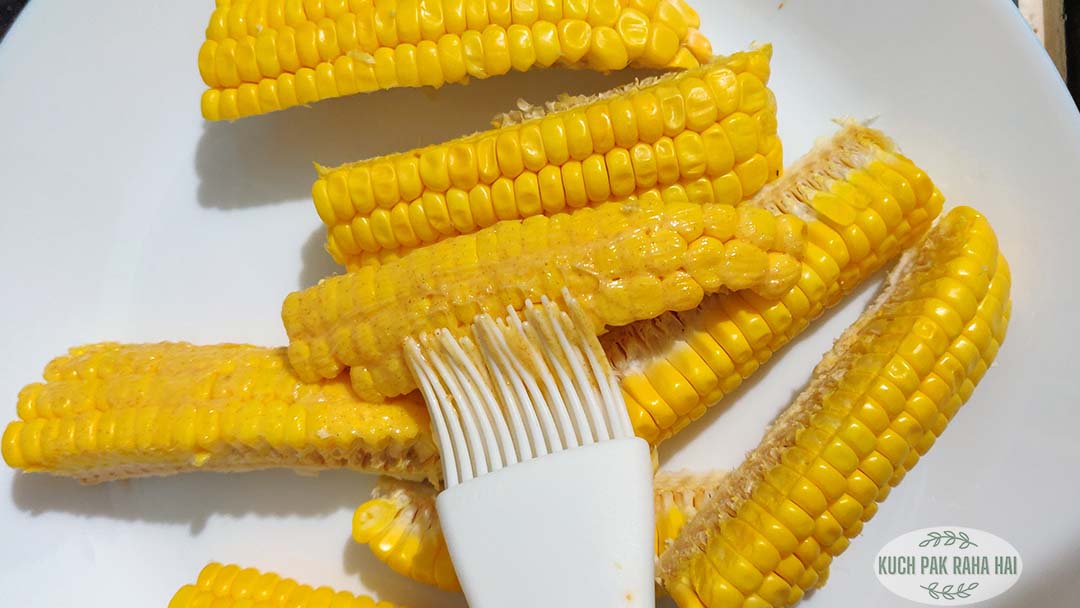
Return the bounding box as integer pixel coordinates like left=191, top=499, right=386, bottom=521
left=663, top=210, right=1009, bottom=607
left=325, top=171, right=757, bottom=267
left=618, top=145, right=943, bottom=443
left=170, top=562, right=401, bottom=608
left=205, top=0, right=702, bottom=48
left=2, top=396, right=439, bottom=482
left=318, top=105, right=774, bottom=214
left=314, top=59, right=772, bottom=222
left=199, top=19, right=631, bottom=88
left=39, top=342, right=291, bottom=383
left=14, top=344, right=345, bottom=422
left=202, top=22, right=679, bottom=120
left=200, top=4, right=706, bottom=89
left=323, top=132, right=781, bottom=259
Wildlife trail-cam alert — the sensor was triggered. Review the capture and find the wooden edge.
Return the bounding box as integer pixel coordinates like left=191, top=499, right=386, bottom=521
left=1019, top=0, right=1068, bottom=79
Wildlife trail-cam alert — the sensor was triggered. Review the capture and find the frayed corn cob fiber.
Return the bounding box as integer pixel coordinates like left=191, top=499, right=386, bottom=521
left=352, top=470, right=727, bottom=591
left=200, top=0, right=713, bottom=120
left=283, top=186, right=806, bottom=401
left=658, top=206, right=1011, bottom=607
left=313, top=46, right=780, bottom=267
left=655, top=469, right=727, bottom=556
left=610, top=122, right=944, bottom=444
left=170, top=562, right=401, bottom=608
left=1, top=343, right=438, bottom=483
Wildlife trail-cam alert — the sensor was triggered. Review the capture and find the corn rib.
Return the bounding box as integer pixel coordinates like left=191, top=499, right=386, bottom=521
left=200, top=0, right=714, bottom=120
left=1, top=343, right=439, bottom=483
left=170, top=562, right=401, bottom=608
left=284, top=190, right=806, bottom=401
left=610, top=122, right=945, bottom=444
left=313, top=46, right=780, bottom=266
left=657, top=206, right=1011, bottom=607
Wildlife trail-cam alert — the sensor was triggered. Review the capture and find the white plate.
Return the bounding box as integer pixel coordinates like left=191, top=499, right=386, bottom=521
left=1, top=1, right=1077, bottom=606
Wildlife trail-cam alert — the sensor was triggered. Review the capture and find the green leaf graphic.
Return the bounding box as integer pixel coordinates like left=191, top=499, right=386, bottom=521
left=919, top=530, right=978, bottom=549
left=920, top=581, right=981, bottom=600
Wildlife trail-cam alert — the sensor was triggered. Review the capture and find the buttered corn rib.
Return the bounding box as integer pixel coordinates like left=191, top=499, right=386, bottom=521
left=170, top=562, right=401, bottom=608
left=1, top=343, right=438, bottom=483
left=284, top=191, right=806, bottom=401
left=609, top=123, right=944, bottom=444
left=659, top=206, right=1011, bottom=607
left=200, top=0, right=713, bottom=120
left=351, top=470, right=728, bottom=591
left=314, top=46, right=780, bottom=267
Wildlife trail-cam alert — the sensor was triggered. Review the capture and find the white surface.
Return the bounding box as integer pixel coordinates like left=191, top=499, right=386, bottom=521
left=438, top=439, right=654, bottom=608
left=0, top=1, right=1077, bottom=606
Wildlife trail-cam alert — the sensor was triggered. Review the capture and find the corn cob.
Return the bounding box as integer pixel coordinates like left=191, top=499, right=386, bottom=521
left=200, top=0, right=714, bottom=120
left=352, top=470, right=729, bottom=592
left=609, top=122, right=945, bottom=444
left=658, top=206, right=1011, bottom=607
left=284, top=190, right=806, bottom=401
left=170, top=562, right=401, bottom=608
left=1, top=343, right=438, bottom=483
left=313, top=46, right=781, bottom=267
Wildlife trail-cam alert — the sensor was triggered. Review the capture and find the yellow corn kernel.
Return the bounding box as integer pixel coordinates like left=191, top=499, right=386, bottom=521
left=558, top=18, right=592, bottom=63
left=589, top=25, right=630, bottom=71
left=657, top=206, right=1011, bottom=606
left=655, top=137, right=681, bottom=185
left=643, top=22, right=679, bottom=66
left=560, top=109, right=592, bottom=161
left=607, top=147, right=636, bottom=198
left=583, top=154, right=612, bottom=202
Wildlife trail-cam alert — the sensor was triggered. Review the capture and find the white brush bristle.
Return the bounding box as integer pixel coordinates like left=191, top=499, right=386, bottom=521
left=404, top=290, right=634, bottom=487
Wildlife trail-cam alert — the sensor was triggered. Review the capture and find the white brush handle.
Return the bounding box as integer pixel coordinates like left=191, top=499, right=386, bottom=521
left=437, top=438, right=655, bottom=608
